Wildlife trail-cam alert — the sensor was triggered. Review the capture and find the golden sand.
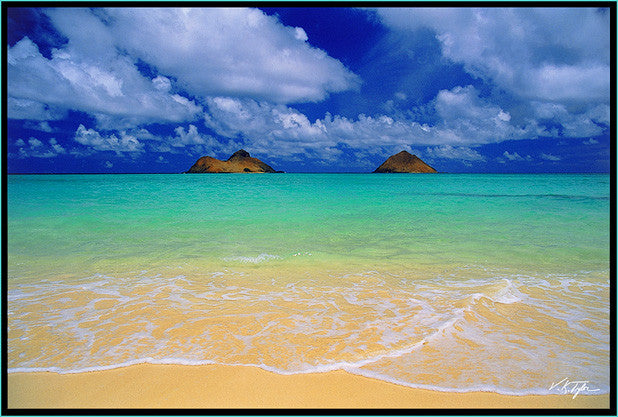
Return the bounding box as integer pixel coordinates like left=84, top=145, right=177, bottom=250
left=7, top=364, right=610, bottom=409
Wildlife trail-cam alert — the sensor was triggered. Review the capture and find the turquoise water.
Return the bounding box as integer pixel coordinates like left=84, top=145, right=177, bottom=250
left=7, top=173, right=611, bottom=395
left=8, top=173, right=609, bottom=276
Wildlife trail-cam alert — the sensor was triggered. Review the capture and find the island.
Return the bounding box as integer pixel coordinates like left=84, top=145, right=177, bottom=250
left=186, top=149, right=282, bottom=173
left=373, top=151, right=437, bottom=173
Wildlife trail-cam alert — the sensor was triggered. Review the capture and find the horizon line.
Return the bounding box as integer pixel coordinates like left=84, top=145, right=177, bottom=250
left=5, top=171, right=612, bottom=175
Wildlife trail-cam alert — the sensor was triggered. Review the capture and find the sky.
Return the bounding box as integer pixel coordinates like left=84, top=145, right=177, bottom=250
left=5, top=6, right=612, bottom=173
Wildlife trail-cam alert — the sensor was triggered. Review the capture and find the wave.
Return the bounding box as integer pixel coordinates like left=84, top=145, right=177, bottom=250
left=8, top=358, right=608, bottom=397
left=223, top=253, right=281, bottom=263
left=7, top=269, right=609, bottom=397
left=347, top=368, right=609, bottom=396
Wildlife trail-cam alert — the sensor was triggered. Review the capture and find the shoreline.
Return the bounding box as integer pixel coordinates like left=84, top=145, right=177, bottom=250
left=7, top=363, right=610, bottom=409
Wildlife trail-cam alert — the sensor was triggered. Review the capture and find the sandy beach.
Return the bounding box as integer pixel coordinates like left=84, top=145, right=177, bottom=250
left=7, top=363, right=610, bottom=409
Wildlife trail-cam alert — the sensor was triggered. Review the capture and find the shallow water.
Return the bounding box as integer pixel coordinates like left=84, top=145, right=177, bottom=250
left=7, top=173, right=610, bottom=395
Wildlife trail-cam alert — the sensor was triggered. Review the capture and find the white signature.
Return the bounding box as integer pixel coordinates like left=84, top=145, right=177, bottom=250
left=549, top=377, right=600, bottom=399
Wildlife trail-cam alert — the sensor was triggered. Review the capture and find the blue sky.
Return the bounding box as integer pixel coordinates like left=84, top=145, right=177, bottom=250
left=6, top=6, right=612, bottom=173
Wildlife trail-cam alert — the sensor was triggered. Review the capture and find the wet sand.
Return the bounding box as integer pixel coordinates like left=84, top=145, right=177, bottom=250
left=7, top=363, right=610, bottom=409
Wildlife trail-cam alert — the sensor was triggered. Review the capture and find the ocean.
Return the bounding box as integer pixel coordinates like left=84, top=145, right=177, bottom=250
left=6, top=173, right=610, bottom=396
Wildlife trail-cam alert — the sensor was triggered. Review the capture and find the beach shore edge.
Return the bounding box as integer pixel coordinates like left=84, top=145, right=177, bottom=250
left=7, top=363, right=610, bottom=409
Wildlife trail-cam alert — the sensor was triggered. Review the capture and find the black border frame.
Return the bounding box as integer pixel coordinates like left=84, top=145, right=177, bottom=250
left=1, top=1, right=615, bottom=415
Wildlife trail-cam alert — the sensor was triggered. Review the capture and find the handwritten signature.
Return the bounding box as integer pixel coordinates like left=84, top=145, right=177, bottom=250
left=549, top=377, right=600, bottom=399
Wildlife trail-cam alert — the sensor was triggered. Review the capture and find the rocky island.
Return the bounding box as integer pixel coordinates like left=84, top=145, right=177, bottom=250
left=373, top=151, right=437, bottom=173
left=186, top=150, right=282, bottom=173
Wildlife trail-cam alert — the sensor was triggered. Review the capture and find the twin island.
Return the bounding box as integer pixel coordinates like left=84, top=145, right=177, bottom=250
left=187, top=150, right=437, bottom=173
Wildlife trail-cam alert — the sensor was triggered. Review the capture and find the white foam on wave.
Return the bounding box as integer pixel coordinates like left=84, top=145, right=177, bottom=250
left=223, top=253, right=281, bottom=264
left=8, top=268, right=610, bottom=398
left=8, top=358, right=609, bottom=397
left=491, top=279, right=524, bottom=304
left=346, top=368, right=609, bottom=396
left=7, top=357, right=217, bottom=374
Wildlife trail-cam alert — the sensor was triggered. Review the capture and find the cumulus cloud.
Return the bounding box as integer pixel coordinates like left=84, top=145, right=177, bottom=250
left=531, top=102, right=606, bottom=137
left=23, top=121, right=53, bottom=132
left=432, top=85, right=537, bottom=143
left=169, top=125, right=223, bottom=150
left=39, top=121, right=53, bottom=132
left=202, top=89, right=537, bottom=161
left=425, top=145, right=485, bottom=161
left=375, top=8, right=610, bottom=104
left=502, top=151, right=532, bottom=161
left=540, top=153, right=561, bottom=161
left=374, top=7, right=610, bottom=147
left=48, top=138, right=65, bottom=154
left=8, top=97, right=67, bottom=121
left=8, top=7, right=359, bottom=133
left=28, top=138, right=42, bottom=148
left=204, top=97, right=333, bottom=157
left=152, top=76, right=172, bottom=93
left=8, top=36, right=202, bottom=127
left=394, top=92, right=407, bottom=101
left=13, top=137, right=66, bottom=158
left=116, top=124, right=244, bottom=157
left=74, top=124, right=143, bottom=154
left=44, top=7, right=358, bottom=105
left=294, top=27, right=309, bottom=42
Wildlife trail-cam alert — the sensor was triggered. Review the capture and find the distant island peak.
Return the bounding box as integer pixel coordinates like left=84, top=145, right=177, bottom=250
left=374, top=151, right=437, bottom=173
left=186, top=150, right=282, bottom=173
left=228, top=149, right=251, bottom=160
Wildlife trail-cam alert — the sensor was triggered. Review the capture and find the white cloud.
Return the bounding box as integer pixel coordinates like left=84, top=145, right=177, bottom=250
left=13, top=137, right=66, bottom=158
left=125, top=124, right=244, bottom=157
left=9, top=7, right=359, bottom=132
left=74, top=124, right=143, bottom=154
left=583, top=138, right=599, bottom=145
left=425, top=145, right=485, bottom=161
left=8, top=36, right=202, bottom=127
left=23, top=121, right=54, bottom=132
left=69, top=121, right=241, bottom=157
left=205, top=96, right=427, bottom=158
left=431, top=85, right=540, bottom=143
left=28, top=138, right=42, bottom=148
left=586, top=104, right=610, bottom=125
left=152, top=76, right=172, bottom=92
left=48, top=138, right=66, bottom=154
left=525, top=64, right=609, bottom=103
left=170, top=125, right=219, bottom=148
left=531, top=102, right=605, bottom=138
left=540, top=153, right=561, bottom=161
left=204, top=97, right=332, bottom=156
left=58, top=7, right=359, bottom=104
left=7, top=97, right=67, bottom=121
left=374, top=7, right=610, bottom=145
left=375, top=8, right=609, bottom=104
left=503, top=151, right=531, bottom=162
left=39, top=121, right=53, bottom=132
left=435, top=86, right=511, bottom=125
left=294, top=27, right=308, bottom=42
left=104, top=161, right=113, bottom=168
left=202, top=91, right=538, bottom=162
left=503, top=151, right=521, bottom=161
